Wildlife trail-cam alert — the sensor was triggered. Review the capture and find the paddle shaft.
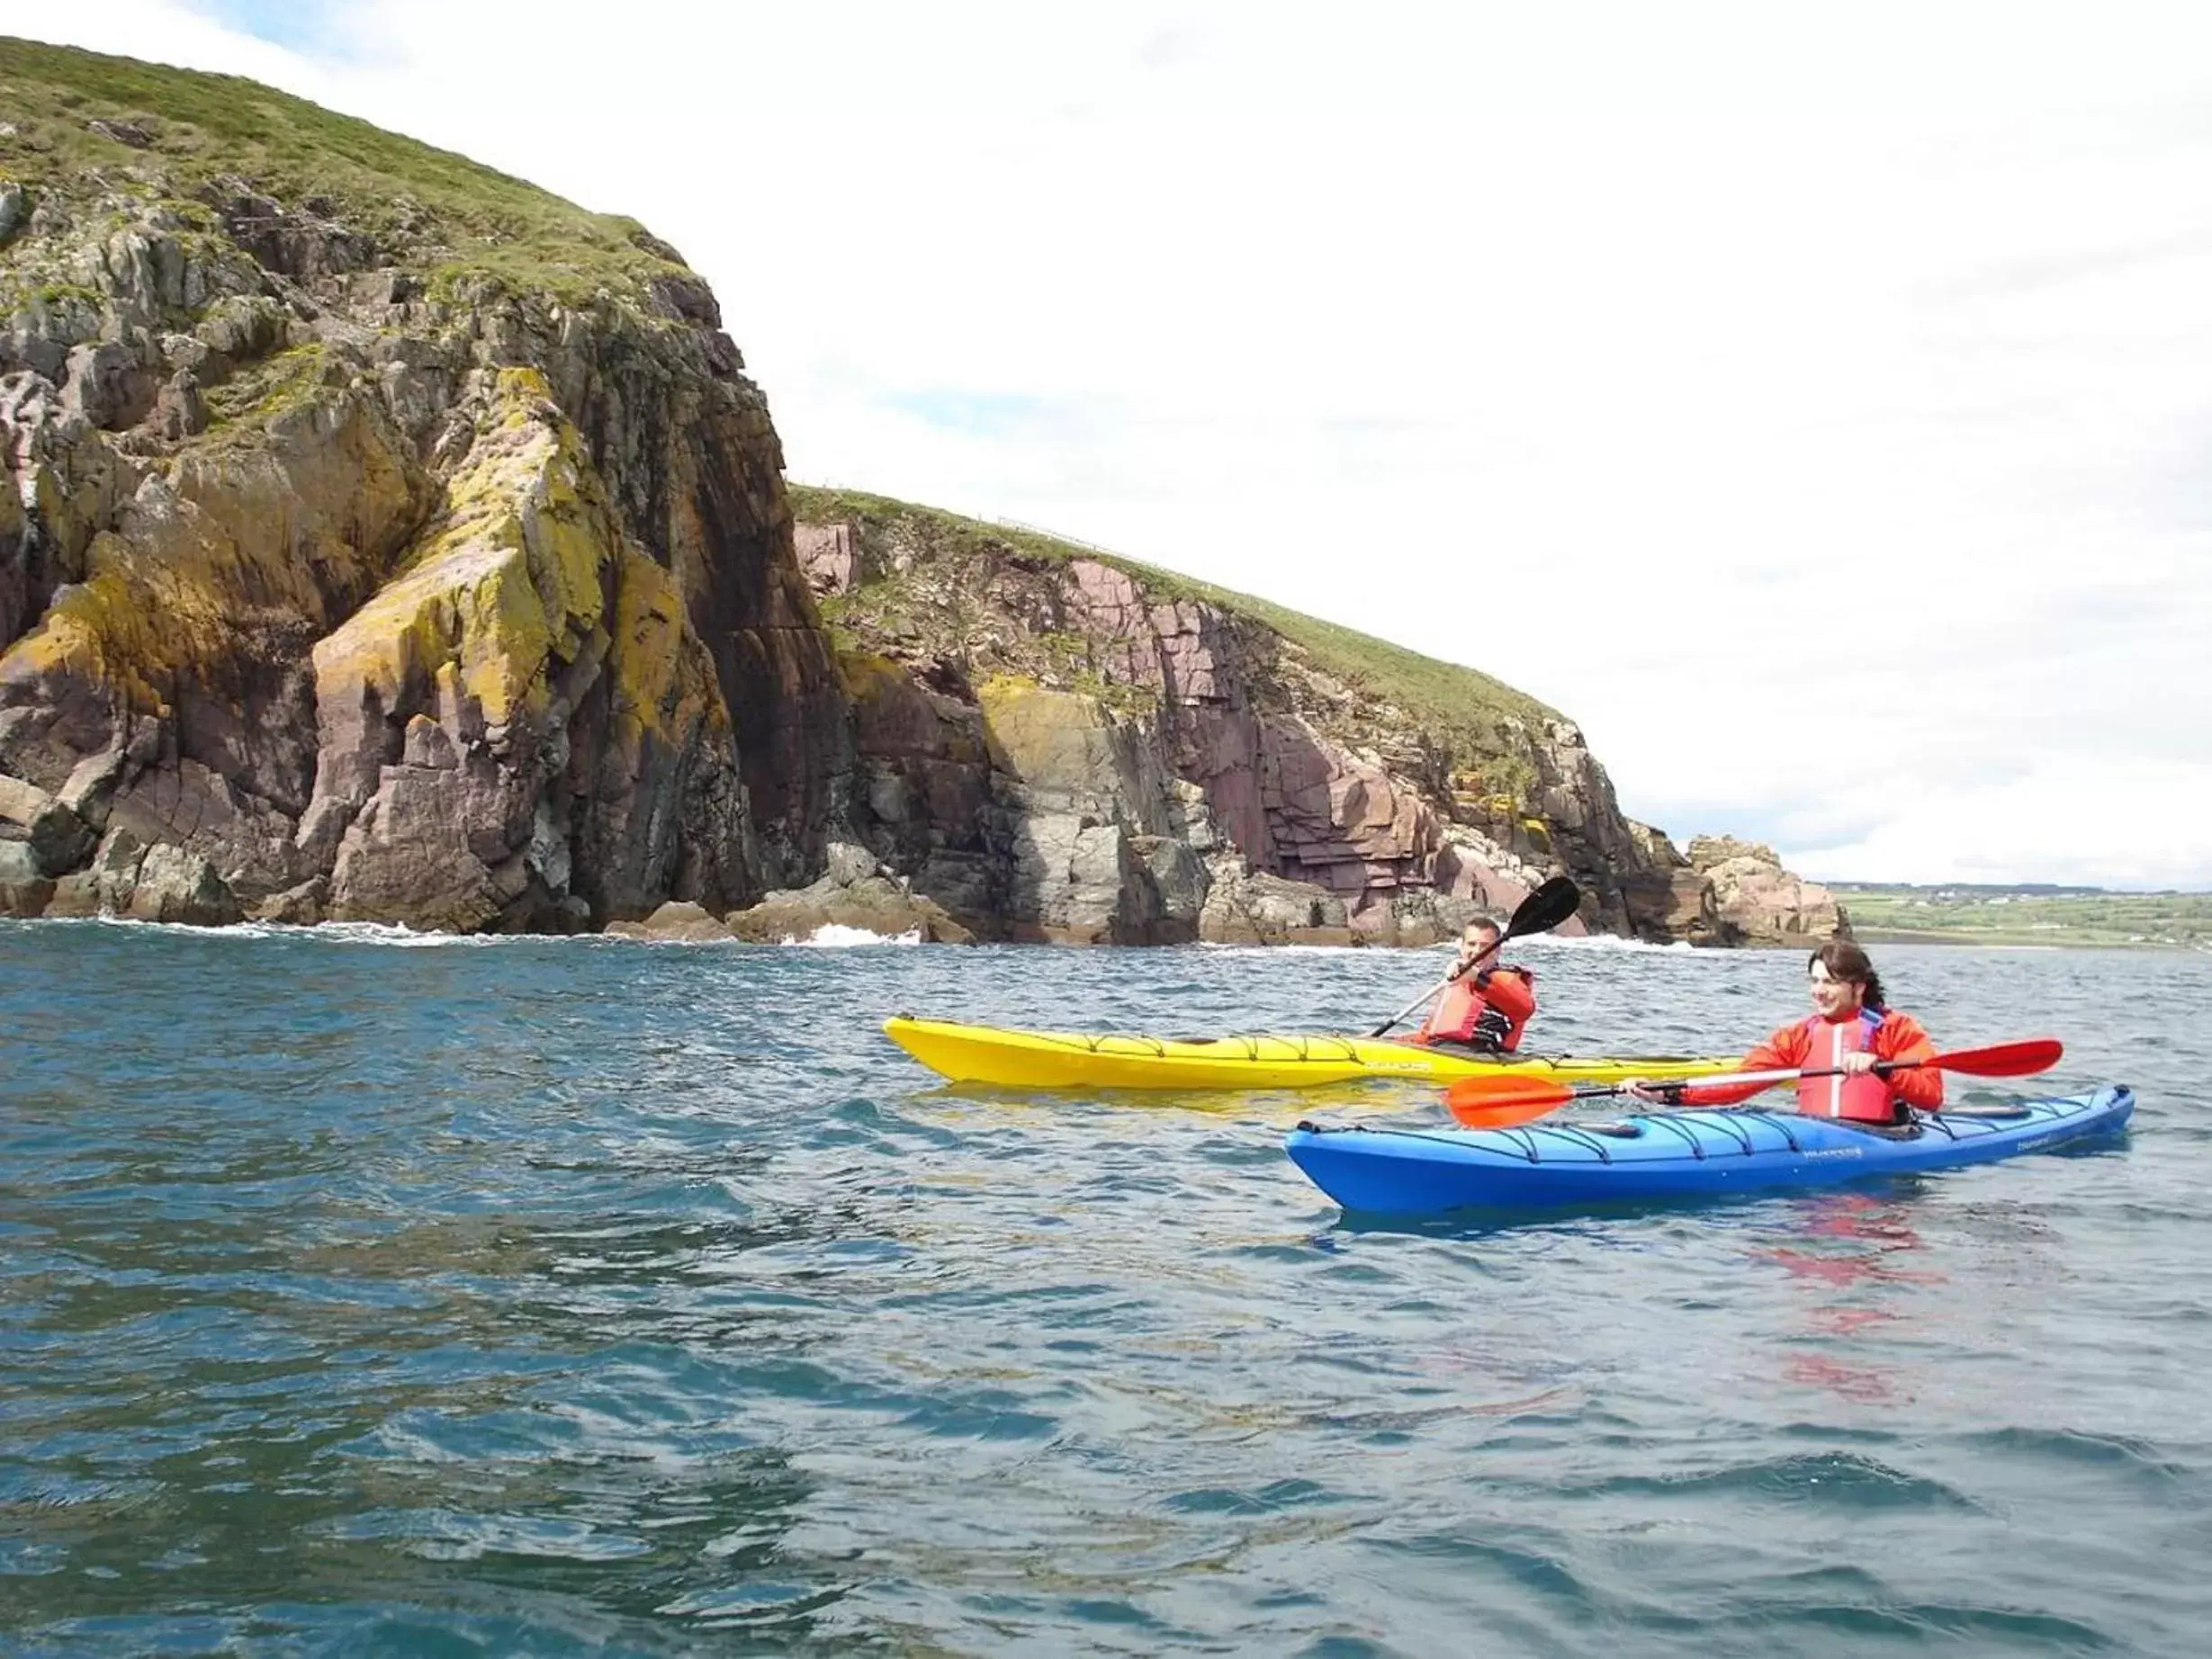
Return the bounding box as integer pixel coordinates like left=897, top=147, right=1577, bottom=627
left=1369, top=948, right=1497, bottom=1039
left=1612, top=1037, right=2064, bottom=1104
left=1446, top=1037, right=2065, bottom=1127
left=1559, top=1055, right=2007, bottom=1114
left=1449, top=1063, right=1922, bottom=1132
left=1468, top=1060, right=1935, bottom=1120
left=1641, top=1057, right=1934, bottom=1097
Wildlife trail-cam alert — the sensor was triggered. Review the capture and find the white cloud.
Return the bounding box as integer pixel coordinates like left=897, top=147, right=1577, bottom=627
left=10, top=0, right=2211, bottom=884
left=1795, top=755, right=2212, bottom=888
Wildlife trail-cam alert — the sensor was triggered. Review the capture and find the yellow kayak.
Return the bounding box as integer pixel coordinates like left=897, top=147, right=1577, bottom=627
left=884, top=1016, right=1734, bottom=1092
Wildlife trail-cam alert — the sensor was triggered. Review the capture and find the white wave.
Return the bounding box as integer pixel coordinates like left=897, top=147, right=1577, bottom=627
left=225, top=919, right=519, bottom=947
left=1193, top=942, right=1379, bottom=958
left=11, top=914, right=550, bottom=947
left=783, top=923, right=922, bottom=947
left=1197, top=933, right=1701, bottom=958
left=1515, top=932, right=1700, bottom=955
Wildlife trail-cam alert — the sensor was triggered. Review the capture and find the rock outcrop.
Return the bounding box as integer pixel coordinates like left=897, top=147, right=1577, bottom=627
left=601, top=901, right=734, bottom=943
left=1686, top=836, right=1848, bottom=946
left=800, top=489, right=1833, bottom=946
left=0, top=40, right=844, bottom=929
left=723, top=840, right=975, bottom=944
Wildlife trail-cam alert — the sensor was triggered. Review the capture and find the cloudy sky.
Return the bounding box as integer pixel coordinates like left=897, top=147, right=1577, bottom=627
left=14, top=2, right=2211, bottom=886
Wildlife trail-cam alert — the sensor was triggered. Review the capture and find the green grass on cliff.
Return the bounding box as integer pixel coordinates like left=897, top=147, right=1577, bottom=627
left=789, top=485, right=1560, bottom=764
left=0, top=37, right=680, bottom=305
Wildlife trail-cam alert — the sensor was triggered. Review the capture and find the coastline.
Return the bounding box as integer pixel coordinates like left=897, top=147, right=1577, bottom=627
left=1848, top=927, right=2205, bottom=952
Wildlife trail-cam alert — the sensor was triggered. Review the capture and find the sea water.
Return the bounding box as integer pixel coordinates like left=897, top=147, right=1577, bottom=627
left=2, top=923, right=2207, bottom=1655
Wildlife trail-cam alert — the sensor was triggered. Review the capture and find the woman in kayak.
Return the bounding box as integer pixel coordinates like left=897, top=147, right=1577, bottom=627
left=1410, top=919, right=1537, bottom=1054
left=1628, top=939, right=1942, bottom=1123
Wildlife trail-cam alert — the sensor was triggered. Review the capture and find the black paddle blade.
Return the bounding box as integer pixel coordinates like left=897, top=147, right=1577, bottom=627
left=1505, top=875, right=1582, bottom=942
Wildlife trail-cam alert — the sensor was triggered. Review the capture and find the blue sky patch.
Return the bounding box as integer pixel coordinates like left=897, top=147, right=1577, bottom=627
left=193, top=0, right=348, bottom=55
left=883, top=389, right=1069, bottom=439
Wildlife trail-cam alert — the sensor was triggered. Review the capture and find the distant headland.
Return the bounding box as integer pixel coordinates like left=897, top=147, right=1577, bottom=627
left=0, top=39, right=1839, bottom=946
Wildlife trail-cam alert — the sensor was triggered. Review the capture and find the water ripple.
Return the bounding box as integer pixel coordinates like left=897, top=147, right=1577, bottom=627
left=2, top=925, right=2208, bottom=1652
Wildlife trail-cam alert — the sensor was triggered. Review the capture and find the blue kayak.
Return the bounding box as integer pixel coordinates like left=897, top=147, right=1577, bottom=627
left=1285, top=1087, right=2134, bottom=1215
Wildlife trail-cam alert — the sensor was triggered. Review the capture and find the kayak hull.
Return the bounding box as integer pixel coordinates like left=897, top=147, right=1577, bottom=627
left=884, top=1016, right=1732, bottom=1091
left=1285, top=1086, right=2135, bottom=1215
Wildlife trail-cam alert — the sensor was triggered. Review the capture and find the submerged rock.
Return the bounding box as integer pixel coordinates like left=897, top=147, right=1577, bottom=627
left=603, top=900, right=733, bottom=943
left=724, top=844, right=976, bottom=945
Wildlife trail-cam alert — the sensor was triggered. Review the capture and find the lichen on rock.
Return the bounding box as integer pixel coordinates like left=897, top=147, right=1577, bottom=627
left=0, top=40, right=832, bottom=930
left=795, top=489, right=1842, bottom=948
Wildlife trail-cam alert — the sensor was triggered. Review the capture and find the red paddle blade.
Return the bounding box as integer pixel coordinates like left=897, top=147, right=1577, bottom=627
left=1447, top=1093, right=1570, bottom=1130
left=1929, top=1037, right=2064, bottom=1077
left=1443, top=1074, right=1576, bottom=1119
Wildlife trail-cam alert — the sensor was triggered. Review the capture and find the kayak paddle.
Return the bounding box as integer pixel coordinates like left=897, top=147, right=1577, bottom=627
left=1444, top=1037, right=2066, bottom=1128
left=1368, top=875, right=1582, bottom=1038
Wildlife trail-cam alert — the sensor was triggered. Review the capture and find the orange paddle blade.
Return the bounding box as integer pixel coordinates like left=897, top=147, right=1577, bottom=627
left=1447, top=1094, right=1577, bottom=1130
left=1443, top=1074, right=1576, bottom=1123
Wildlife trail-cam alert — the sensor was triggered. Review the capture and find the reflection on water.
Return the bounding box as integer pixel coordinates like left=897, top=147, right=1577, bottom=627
left=1755, top=1193, right=1941, bottom=1405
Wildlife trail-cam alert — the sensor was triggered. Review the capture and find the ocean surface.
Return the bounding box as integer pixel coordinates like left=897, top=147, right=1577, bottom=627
left=2, top=922, right=2207, bottom=1656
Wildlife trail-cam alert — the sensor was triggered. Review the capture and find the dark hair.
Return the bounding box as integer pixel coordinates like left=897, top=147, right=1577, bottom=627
left=1809, top=937, right=1884, bottom=1011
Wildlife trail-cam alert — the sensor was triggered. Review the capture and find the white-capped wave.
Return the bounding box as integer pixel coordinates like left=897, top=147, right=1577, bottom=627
left=15, top=914, right=551, bottom=947
left=1198, top=932, right=1701, bottom=958
left=223, top=919, right=518, bottom=946
left=1517, top=932, right=1700, bottom=955
left=783, top=923, right=922, bottom=947
left=1193, top=942, right=1377, bottom=958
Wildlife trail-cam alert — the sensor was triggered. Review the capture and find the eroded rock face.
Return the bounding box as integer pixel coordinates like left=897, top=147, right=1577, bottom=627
left=1687, top=836, right=1848, bottom=946
left=1198, top=863, right=1353, bottom=946
left=42, top=827, right=240, bottom=925
left=1619, top=820, right=1726, bottom=945
left=804, top=505, right=1840, bottom=948
left=806, top=510, right=1598, bottom=944
left=794, top=521, right=858, bottom=595
left=0, top=66, right=848, bottom=928
left=297, top=369, right=746, bottom=931
left=976, top=677, right=1191, bottom=945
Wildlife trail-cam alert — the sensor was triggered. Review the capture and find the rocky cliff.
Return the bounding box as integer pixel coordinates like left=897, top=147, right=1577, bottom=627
left=781, top=490, right=1833, bottom=947
left=0, top=40, right=1836, bottom=947
left=0, top=40, right=843, bottom=928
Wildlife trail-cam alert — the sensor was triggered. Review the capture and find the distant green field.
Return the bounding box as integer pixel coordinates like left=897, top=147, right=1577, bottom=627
left=1832, top=884, right=2212, bottom=950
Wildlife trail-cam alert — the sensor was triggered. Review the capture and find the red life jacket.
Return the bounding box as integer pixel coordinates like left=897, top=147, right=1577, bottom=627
left=1420, top=968, right=1535, bottom=1053
left=1797, top=1008, right=1896, bottom=1123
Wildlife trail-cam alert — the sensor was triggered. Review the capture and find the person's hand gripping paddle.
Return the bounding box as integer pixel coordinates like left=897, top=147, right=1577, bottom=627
left=1367, top=876, right=1582, bottom=1039
left=1444, top=1038, right=2066, bottom=1128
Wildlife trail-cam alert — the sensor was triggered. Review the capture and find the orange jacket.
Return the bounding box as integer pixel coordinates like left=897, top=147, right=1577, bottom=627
left=1416, top=967, right=1537, bottom=1051
left=1677, top=1009, right=1943, bottom=1118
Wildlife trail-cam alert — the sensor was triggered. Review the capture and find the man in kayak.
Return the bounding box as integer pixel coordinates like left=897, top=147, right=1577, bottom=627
left=1408, top=919, right=1537, bottom=1054
left=1628, top=939, right=1942, bottom=1123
